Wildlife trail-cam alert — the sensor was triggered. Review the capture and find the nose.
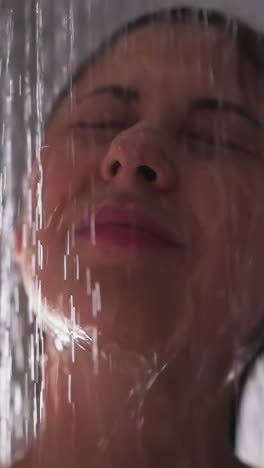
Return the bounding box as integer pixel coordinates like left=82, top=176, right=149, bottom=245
left=100, top=121, right=176, bottom=191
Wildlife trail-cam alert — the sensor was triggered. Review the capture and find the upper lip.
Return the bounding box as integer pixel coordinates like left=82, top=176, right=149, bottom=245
left=75, top=205, right=183, bottom=247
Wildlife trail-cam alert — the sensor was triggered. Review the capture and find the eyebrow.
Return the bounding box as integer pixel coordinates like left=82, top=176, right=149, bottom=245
left=78, top=85, right=263, bottom=130
left=78, top=84, right=140, bottom=103
left=190, top=98, right=263, bottom=130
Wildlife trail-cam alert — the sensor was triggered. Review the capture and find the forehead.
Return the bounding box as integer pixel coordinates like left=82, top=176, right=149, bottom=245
left=107, top=21, right=236, bottom=66
left=75, top=22, right=242, bottom=95
left=50, top=20, right=262, bottom=129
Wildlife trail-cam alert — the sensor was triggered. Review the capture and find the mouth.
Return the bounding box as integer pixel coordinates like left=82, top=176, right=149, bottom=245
left=74, top=205, right=184, bottom=251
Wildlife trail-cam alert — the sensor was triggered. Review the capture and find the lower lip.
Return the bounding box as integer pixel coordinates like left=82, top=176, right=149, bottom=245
left=76, top=225, right=179, bottom=250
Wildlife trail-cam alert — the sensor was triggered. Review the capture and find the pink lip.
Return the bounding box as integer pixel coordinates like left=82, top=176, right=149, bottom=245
left=74, top=206, right=183, bottom=250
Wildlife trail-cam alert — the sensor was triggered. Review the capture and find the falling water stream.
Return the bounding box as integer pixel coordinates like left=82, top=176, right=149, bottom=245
left=0, top=3, right=173, bottom=464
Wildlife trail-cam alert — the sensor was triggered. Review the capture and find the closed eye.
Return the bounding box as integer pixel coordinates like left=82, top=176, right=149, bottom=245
left=179, top=130, right=259, bottom=158
left=75, top=121, right=125, bottom=130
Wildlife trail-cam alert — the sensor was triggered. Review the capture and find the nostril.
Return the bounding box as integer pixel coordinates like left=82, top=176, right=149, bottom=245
left=109, top=162, right=157, bottom=182
left=138, top=165, right=157, bottom=182
left=110, top=160, right=121, bottom=177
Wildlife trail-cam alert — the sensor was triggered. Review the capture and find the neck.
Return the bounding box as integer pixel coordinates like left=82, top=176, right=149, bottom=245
left=21, top=337, right=249, bottom=468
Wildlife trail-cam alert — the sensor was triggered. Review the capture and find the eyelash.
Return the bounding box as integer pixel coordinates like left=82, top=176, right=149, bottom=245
left=178, top=130, right=255, bottom=157
left=74, top=121, right=256, bottom=158
left=75, top=121, right=124, bottom=130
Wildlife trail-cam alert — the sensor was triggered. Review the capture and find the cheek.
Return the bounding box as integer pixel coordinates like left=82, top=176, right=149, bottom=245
left=185, top=161, right=264, bottom=246
left=43, top=142, right=80, bottom=211
left=31, top=138, right=102, bottom=227
left=222, top=163, right=264, bottom=251
left=185, top=164, right=228, bottom=240
left=183, top=162, right=264, bottom=294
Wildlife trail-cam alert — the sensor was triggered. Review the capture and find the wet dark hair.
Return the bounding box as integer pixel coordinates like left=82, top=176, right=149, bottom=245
left=46, top=7, right=264, bottom=130
left=123, top=8, right=264, bottom=74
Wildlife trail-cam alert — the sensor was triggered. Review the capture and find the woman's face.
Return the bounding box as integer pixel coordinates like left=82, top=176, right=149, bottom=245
left=15, top=20, right=264, bottom=367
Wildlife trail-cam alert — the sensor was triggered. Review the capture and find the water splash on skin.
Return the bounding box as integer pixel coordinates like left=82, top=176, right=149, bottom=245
left=75, top=254, right=79, bottom=281
left=64, top=255, right=67, bottom=281
left=92, top=282, right=101, bottom=318
left=86, top=267, right=92, bottom=296
left=66, top=230, right=70, bottom=256
left=68, top=373, right=72, bottom=404
left=91, top=209, right=96, bottom=246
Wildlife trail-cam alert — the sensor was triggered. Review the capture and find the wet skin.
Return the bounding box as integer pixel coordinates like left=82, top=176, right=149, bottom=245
left=13, top=19, right=264, bottom=468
